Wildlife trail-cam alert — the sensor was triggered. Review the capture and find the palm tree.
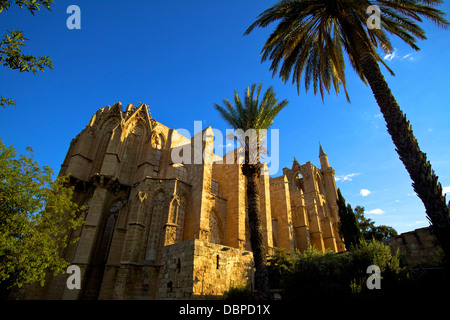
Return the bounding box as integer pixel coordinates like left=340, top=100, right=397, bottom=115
left=244, top=0, right=450, bottom=264
left=214, top=83, right=288, bottom=299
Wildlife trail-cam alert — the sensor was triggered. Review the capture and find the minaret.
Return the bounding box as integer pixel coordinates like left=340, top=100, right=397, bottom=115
left=319, top=143, right=330, bottom=169
left=318, top=143, right=345, bottom=252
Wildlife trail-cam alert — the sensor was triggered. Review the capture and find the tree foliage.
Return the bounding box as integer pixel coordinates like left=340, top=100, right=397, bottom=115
left=0, top=30, right=53, bottom=74
left=223, top=284, right=253, bottom=300
left=268, top=241, right=406, bottom=300
left=337, top=189, right=397, bottom=247
left=337, top=188, right=362, bottom=249
left=0, top=0, right=54, bottom=108
left=267, top=247, right=293, bottom=289
left=244, top=0, right=449, bottom=101
left=214, top=83, right=288, bottom=165
left=354, top=205, right=398, bottom=242
left=0, top=139, right=84, bottom=295
left=214, top=83, right=288, bottom=300
left=244, top=0, right=450, bottom=266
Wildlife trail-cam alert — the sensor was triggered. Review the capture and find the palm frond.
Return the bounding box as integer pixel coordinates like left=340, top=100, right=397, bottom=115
left=213, top=84, right=288, bottom=163
left=244, top=0, right=449, bottom=101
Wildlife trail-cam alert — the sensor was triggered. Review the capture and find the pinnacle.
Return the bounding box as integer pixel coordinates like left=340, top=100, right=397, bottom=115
left=319, top=143, right=326, bottom=156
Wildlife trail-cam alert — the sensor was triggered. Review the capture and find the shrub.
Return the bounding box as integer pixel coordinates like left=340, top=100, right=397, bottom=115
left=269, top=241, right=409, bottom=300
left=267, top=247, right=293, bottom=289
left=284, top=247, right=351, bottom=299
left=223, top=284, right=253, bottom=300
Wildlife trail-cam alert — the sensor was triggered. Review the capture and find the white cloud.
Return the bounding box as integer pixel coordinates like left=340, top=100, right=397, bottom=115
left=335, top=173, right=360, bottom=182
left=408, top=221, right=427, bottom=227
left=360, top=189, right=371, bottom=197
left=443, top=186, right=450, bottom=195
left=401, top=53, right=415, bottom=61
left=383, top=50, right=397, bottom=61
left=384, top=49, right=415, bottom=62
left=366, top=208, right=385, bottom=215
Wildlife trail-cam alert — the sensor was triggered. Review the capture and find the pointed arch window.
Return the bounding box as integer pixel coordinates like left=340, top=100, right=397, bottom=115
left=153, top=134, right=164, bottom=177
left=295, top=173, right=305, bottom=192
left=145, top=191, right=165, bottom=260
left=316, top=174, right=325, bottom=195
left=168, top=198, right=180, bottom=224
left=209, top=210, right=222, bottom=245
left=175, top=196, right=186, bottom=242
left=210, top=179, right=219, bottom=195
left=96, top=201, right=121, bottom=264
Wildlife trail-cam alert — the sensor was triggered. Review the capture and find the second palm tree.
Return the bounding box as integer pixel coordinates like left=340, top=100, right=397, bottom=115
left=214, top=83, right=288, bottom=299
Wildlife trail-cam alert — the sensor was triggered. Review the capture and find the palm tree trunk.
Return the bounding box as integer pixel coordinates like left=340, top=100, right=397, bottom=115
left=242, top=163, right=270, bottom=299
left=354, top=39, right=450, bottom=266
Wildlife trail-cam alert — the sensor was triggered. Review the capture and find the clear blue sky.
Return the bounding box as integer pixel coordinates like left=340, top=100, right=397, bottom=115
left=1, top=0, right=449, bottom=234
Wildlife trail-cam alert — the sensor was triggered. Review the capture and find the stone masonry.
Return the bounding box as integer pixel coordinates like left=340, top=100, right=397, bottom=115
left=388, top=227, right=442, bottom=268
left=20, top=102, right=344, bottom=299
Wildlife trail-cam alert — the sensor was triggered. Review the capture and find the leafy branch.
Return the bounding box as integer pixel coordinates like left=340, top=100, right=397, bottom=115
left=0, top=0, right=53, bottom=15
left=0, top=0, right=54, bottom=108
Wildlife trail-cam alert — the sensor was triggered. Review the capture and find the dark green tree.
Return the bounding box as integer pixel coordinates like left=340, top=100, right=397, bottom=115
left=0, top=139, right=84, bottom=298
left=354, top=206, right=398, bottom=242
left=0, top=0, right=54, bottom=108
left=245, top=0, right=450, bottom=266
left=337, top=188, right=361, bottom=250
left=267, top=247, right=293, bottom=289
left=214, top=83, right=288, bottom=299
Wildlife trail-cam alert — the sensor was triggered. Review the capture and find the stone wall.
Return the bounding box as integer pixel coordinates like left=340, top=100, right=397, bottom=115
left=158, top=239, right=253, bottom=299
left=389, top=227, right=442, bottom=267
left=269, top=175, right=294, bottom=252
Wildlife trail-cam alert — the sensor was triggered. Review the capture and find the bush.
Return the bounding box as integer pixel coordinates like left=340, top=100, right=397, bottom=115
left=269, top=240, right=409, bottom=300
left=284, top=247, right=351, bottom=299
left=223, top=284, right=253, bottom=300
left=267, top=247, right=293, bottom=289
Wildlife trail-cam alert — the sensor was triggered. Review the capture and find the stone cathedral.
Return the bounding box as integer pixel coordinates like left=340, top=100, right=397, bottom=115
left=23, top=102, right=344, bottom=300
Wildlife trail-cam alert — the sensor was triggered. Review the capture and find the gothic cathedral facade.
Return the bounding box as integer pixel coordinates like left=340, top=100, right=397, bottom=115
left=22, top=102, right=344, bottom=299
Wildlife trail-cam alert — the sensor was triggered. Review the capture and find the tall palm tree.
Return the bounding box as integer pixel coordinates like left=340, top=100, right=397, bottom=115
left=214, top=83, right=288, bottom=299
left=244, top=0, right=450, bottom=264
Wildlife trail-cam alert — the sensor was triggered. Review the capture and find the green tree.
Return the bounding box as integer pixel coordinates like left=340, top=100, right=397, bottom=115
left=283, top=241, right=405, bottom=300
left=354, top=206, right=373, bottom=236
left=245, top=0, right=450, bottom=265
left=337, top=188, right=362, bottom=249
left=354, top=206, right=398, bottom=242
left=0, top=139, right=84, bottom=298
left=0, top=0, right=54, bottom=108
left=214, top=83, right=288, bottom=299
left=267, top=247, right=293, bottom=289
